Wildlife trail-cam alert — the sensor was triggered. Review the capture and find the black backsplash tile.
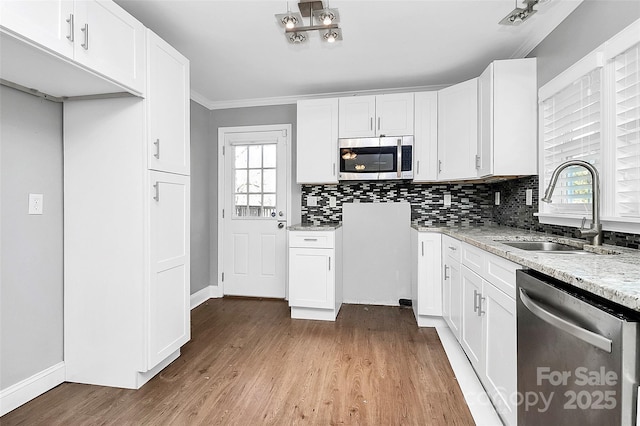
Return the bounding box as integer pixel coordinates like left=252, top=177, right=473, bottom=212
left=300, top=176, right=640, bottom=250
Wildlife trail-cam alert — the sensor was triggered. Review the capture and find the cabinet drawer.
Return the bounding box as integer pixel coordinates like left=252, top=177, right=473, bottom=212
left=461, top=242, right=483, bottom=275
left=485, top=254, right=519, bottom=300
left=289, top=231, right=335, bottom=248
left=442, top=235, right=461, bottom=262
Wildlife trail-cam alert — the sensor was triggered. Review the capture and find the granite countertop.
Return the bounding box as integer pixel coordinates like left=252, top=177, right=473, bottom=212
left=412, top=225, right=640, bottom=313
left=288, top=223, right=342, bottom=231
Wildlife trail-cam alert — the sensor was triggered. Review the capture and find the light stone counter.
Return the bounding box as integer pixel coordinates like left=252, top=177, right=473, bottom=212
left=412, top=225, right=640, bottom=313
left=288, top=223, right=342, bottom=231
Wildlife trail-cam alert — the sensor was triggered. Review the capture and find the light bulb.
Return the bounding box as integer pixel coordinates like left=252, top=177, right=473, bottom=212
left=283, top=15, right=296, bottom=29
left=323, top=15, right=332, bottom=25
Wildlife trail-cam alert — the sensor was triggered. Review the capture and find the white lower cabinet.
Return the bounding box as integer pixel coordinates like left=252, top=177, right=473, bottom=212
left=442, top=235, right=462, bottom=340
left=459, top=240, right=519, bottom=426
left=288, top=229, right=342, bottom=321
left=411, top=229, right=443, bottom=326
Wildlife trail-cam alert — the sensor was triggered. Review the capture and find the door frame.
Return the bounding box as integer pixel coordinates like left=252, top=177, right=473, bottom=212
left=216, top=124, right=295, bottom=297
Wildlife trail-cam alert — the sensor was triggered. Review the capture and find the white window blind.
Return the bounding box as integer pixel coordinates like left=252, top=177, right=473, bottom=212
left=542, top=68, right=602, bottom=214
left=614, top=42, right=640, bottom=218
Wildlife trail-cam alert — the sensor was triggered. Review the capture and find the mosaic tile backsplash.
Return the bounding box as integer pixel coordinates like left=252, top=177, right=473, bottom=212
left=302, top=181, right=494, bottom=227
left=301, top=176, right=640, bottom=250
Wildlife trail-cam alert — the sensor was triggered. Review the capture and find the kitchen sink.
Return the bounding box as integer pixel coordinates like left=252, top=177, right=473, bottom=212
left=495, top=240, right=589, bottom=253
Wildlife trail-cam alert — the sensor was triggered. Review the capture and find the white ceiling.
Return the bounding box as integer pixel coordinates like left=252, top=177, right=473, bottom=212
left=115, top=0, right=582, bottom=109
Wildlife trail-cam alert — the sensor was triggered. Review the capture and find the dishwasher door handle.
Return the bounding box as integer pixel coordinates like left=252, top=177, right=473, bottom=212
left=519, top=288, right=612, bottom=353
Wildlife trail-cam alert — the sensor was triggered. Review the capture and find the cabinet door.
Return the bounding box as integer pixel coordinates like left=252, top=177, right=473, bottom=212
left=338, top=95, right=376, bottom=138
left=147, top=30, right=190, bottom=175
left=417, top=233, right=442, bottom=316
left=296, top=98, right=339, bottom=183
left=461, top=266, right=484, bottom=372
left=413, top=92, right=438, bottom=182
left=483, top=283, right=516, bottom=426
left=477, top=63, right=493, bottom=177
left=73, top=0, right=145, bottom=94
left=148, top=171, right=190, bottom=369
left=289, top=247, right=334, bottom=309
left=0, top=0, right=74, bottom=57
left=448, top=258, right=462, bottom=341
left=376, top=93, right=414, bottom=136
left=437, top=78, right=478, bottom=180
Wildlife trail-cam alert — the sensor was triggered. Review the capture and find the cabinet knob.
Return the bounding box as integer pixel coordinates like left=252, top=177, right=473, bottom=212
left=278, top=222, right=285, bottom=229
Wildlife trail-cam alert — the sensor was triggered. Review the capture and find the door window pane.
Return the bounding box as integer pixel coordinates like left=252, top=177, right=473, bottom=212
left=233, top=143, right=277, bottom=218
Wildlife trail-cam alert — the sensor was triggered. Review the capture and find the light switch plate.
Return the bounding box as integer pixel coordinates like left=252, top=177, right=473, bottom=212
left=307, top=196, right=318, bottom=207
left=329, top=197, right=337, bottom=208
left=28, top=193, right=43, bottom=215
left=444, top=193, right=452, bottom=207
left=526, top=189, right=533, bottom=206
left=495, top=192, right=500, bottom=206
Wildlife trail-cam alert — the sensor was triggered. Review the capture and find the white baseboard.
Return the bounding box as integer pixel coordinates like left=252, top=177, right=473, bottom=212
left=436, top=327, right=503, bottom=426
left=0, top=362, right=65, bottom=416
left=190, top=284, right=223, bottom=309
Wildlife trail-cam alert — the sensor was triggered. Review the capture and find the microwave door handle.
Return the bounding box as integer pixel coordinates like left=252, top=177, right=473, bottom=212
left=519, top=288, right=612, bottom=353
left=397, top=139, right=402, bottom=178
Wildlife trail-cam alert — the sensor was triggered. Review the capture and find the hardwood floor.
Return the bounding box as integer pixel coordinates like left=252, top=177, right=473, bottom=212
left=2, top=299, right=474, bottom=425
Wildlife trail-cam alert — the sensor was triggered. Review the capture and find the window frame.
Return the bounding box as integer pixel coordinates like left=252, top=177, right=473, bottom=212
left=537, top=19, right=640, bottom=234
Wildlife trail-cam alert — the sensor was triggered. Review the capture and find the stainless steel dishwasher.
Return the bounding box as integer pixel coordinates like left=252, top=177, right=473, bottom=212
left=517, top=269, right=639, bottom=425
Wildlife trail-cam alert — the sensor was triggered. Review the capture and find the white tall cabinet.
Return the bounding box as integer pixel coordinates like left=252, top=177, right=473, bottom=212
left=64, top=29, right=190, bottom=389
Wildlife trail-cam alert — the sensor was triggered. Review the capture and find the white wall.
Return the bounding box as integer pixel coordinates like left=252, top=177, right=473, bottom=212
left=0, top=86, right=64, bottom=389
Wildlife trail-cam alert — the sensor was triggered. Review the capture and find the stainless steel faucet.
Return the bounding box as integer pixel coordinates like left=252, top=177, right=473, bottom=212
left=541, top=160, right=602, bottom=246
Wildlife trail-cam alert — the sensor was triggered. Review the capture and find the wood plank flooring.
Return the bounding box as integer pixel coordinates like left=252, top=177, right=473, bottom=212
left=2, top=299, right=474, bottom=425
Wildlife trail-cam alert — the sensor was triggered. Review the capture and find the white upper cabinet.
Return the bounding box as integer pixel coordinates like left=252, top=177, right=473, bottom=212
left=72, top=1, right=145, bottom=94
left=339, top=93, right=414, bottom=138
left=0, top=0, right=145, bottom=96
left=477, top=58, right=537, bottom=177
left=147, top=30, right=190, bottom=175
left=437, top=78, right=478, bottom=180
left=413, top=91, right=438, bottom=182
left=0, top=0, right=74, bottom=57
left=296, top=98, right=339, bottom=184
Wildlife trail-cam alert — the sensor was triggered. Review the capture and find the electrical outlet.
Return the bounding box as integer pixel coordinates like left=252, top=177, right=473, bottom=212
left=444, top=193, right=452, bottom=207
left=307, top=196, right=318, bottom=207
left=526, top=189, right=533, bottom=206
left=329, top=197, right=337, bottom=208
left=28, top=193, right=43, bottom=215
left=495, top=192, right=500, bottom=206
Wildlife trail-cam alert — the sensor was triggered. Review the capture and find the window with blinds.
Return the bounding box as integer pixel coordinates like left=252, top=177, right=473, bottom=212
left=541, top=68, right=602, bottom=214
left=614, top=42, right=640, bottom=218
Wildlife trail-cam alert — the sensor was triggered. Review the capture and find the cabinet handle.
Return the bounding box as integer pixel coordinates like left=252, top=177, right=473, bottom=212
left=81, top=23, right=89, bottom=50
left=328, top=257, right=331, bottom=271
left=332, top=163, right=336, bottom=176
left=303, top=238, right=318, bottom=241
left=475, top=155, right=480, bottom=170
left=370, top=117, right=373, bottom=131
left=154, top=139, right=160, bottom=159
left=66, top=14, right=74, bottom=42
left=438, top=160, right=442, bottom=174
left=444, top=264, right=450, bottom=280
left=377, top=117, right=381, bottom=131
left=421, top=241, right=424, bottom=256
left=478, top=295, right=486, bottom=317
left=153, top=183, right=159, bottom=201
left=448, top=246, right=457, bottom=251
left=416, top=160, right=420, bottom=175
left=473, top=289, right=479, bottom=313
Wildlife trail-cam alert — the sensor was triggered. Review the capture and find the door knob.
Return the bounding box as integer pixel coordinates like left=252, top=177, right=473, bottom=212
left=279, top=211, right=284, bottom=217
left=278, top=222, right=285, bottom=229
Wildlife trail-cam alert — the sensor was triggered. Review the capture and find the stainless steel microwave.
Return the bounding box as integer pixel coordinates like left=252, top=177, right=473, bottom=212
left=338, top=136, right=413, bottom=181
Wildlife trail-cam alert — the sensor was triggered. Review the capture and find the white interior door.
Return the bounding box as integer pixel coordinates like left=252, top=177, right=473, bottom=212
left=222, top=128, right=288, bottom=298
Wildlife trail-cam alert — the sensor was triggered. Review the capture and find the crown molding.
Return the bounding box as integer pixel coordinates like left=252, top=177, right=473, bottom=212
left=190, top=84, right=449, bottom=111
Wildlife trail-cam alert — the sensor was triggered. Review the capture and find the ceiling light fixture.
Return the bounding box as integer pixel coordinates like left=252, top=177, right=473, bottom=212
left=276, top=0, right=342, bottom=44
left=499, top=0, right=539, bottom=26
